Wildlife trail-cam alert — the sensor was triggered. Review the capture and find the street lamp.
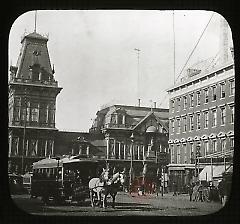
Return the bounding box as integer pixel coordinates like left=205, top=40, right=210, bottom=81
left=129, top=133, right=135, bottom=193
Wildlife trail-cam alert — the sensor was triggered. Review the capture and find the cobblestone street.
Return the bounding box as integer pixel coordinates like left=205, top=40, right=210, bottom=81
left=11, top=192, right=222, bottom=216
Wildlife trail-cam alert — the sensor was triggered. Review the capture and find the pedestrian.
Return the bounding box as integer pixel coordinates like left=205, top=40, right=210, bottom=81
left=172, top=181, right=177, bottom=196
left=218, top=180, right=225, bottom=205
left=187, top=183, right=193, bottom=201
left=198, top=182, right=204, bottom=202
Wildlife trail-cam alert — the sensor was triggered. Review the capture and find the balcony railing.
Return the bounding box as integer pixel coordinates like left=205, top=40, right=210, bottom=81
left=9, top=77, right=58, bottom=87
left=10, top=120, right=55, bottom=129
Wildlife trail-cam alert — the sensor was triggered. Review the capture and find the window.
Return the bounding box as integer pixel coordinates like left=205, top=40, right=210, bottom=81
left=220, top=107, right=226, bottom=125
left=171, top=119, right=175, bottom=133
left=190, top=143, right=194, bottom=163
left=229, top=79, right=235, bottom=96
left=212, top=85, right=217, bottom=101
left=111, top=114, right=117, bottom=124
left=230, top=105, right=234, bottom=123
left=118, top=114, right=125, bottom=125
left=230, top=138, right=234, bottom=148
left=189, top=93, right=194, bottom=107
left=11, top=137, right=19, bottom=156
left=183, top=116, right=187, bottom=132
left=212, top=139, right=217, bottom=152
left=189, top=115, right=194, bottom=131
left=171, top=100, right=175, bottom=112
left=204, top=111, right=209, bottom=128
left=31, top=103, right=39, bottom=122
left=220, top=83, right=226, bottom=98
left=177, top=98, right=181, bottom=111
left=13, top=97, right=21, bottom=121
left=212, top=109, right=217, bottom=127
left=196, top=91, right=201, bottom=106
left=196, top=113, right=201, bottom=130
left=204, top=88, right=209, bottom=103
left=204, top=141, right=209, bottom=156
left=221, top=139, right=226, bottom=152
left=177, top=145, right=181, bottom=164
left=170, top=145, right=174, bottom=163
left=177, top=118, right=181, bottom=134
left=183, top=96, right=187, bottom=109
left=183, top=144, right=187, bottom=163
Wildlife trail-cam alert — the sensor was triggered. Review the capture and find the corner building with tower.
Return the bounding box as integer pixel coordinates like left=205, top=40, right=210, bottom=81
left=8, top=32, right=62, bottom=173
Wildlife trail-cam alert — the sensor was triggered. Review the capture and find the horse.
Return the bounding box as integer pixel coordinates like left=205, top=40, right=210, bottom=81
left=89, top=170, right=125, bottom=208
left=101, top=172, right=125, bottom=208
left=88, top=168, right=110, bottom=207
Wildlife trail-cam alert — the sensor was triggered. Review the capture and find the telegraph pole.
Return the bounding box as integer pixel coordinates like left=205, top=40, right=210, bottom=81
left=134, top=48, right=141, bottom=101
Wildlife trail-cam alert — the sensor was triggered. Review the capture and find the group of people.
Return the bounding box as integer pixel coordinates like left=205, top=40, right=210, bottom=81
left=185, top=179, right=229, bottom=205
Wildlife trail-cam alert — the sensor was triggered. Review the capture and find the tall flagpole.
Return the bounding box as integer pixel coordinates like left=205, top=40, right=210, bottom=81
left=34, top=10, right=37, bottom=33
left=134, top=48, right=141, bottom=103
left=172, top=10, right=176, bottom=85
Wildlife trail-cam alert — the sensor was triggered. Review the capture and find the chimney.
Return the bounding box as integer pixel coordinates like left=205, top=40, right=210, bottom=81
left=219, top=16, right=229, bottom=64
left=138, top=98, right=141, bottom=107
left=154, top=102, right=157, bottom=108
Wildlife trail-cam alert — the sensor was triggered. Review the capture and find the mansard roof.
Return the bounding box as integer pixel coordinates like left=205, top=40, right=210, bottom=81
left=15, top=32, right=53, bottom=79
left=21, top=32, right=48, bottom=43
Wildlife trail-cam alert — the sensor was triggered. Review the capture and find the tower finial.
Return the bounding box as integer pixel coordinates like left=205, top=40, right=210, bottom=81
left=34, top=10, right=37, bottom=33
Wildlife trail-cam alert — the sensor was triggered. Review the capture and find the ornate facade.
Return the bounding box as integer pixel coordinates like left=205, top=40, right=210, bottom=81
left=89, top=104, right=170, bottom=190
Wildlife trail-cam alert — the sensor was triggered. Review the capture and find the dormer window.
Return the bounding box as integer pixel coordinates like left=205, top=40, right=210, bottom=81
left=118, top=114, right=124, bottom=125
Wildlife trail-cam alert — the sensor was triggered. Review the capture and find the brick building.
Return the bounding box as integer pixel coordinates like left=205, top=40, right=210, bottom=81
left=167, top=58, right=234, bottom=191
left=8, top=31, right=62, bottom=174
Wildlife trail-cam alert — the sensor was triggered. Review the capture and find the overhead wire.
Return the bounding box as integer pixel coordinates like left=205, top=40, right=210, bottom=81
left=159, top=12, right=215, bottom=107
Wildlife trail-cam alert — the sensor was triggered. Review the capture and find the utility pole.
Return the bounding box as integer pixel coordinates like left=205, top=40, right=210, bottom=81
left=172, top=10, right=176, bottom=85
left=134, top=48, right=141, bottom=102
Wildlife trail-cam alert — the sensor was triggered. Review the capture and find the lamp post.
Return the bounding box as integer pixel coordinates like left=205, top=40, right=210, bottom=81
left=129, top=133, right=134, bottom=193
left=21, top=88, right=27, bottom=175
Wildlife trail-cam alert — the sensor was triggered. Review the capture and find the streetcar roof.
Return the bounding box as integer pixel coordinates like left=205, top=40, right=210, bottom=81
left=32, top=157, right=98, bottom=169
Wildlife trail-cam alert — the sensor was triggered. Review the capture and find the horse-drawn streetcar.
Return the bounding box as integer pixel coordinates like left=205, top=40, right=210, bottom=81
left=31, top=155, right=99, bottom=204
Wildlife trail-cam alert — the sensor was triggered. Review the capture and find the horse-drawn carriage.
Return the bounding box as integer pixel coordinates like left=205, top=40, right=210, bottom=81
left=31, top=155, right=99, bottom=204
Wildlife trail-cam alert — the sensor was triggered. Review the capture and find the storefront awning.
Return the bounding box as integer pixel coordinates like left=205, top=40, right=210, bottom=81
left=199, top=165, right=230, bottom=181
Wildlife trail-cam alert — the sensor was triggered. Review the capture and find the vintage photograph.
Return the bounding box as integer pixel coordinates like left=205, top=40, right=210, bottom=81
left=8, top=10, right=234, bottom=216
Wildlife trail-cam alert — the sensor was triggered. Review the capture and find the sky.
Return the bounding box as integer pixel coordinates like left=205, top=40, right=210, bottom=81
left=8, top=10, right=233, bottom=132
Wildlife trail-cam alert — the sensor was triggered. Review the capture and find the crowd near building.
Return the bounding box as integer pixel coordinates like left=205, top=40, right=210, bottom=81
left=8, top=16, right=234, bottom=194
